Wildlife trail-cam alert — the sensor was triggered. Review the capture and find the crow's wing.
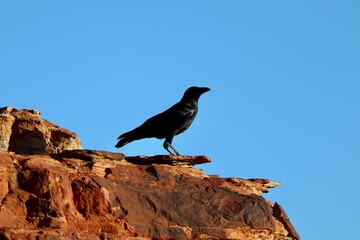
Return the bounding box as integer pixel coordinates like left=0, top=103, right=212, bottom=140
left=115, top=101, right=197, bottom=148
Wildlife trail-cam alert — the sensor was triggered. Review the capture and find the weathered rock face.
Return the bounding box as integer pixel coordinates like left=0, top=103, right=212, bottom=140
left=0, top=150, right=299, bottom=240
left=0, top=107, right=82, bottom=154
left=0, top=107, right=299, bottom=240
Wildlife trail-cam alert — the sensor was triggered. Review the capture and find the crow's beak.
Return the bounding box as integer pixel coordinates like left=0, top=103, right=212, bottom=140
left=201, top=87, right=211, bottom=93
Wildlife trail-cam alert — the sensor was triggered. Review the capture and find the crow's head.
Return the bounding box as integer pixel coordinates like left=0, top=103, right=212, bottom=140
left=181, top=86, right=210, bottom=101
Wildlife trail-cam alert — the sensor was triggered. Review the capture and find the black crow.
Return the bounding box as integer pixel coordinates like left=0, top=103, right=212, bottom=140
left=115, top=86, right=210, bottom=155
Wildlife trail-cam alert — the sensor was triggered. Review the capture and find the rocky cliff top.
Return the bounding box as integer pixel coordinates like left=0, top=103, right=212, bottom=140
left=0, top=107, right=81, bottom=154
left=0, top=107, right=299, bottom=240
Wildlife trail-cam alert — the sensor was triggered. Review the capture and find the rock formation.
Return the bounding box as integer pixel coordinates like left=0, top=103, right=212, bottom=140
left=0, top=108, right=299, bottom=240
left=0, top=107, right=81, bottom=154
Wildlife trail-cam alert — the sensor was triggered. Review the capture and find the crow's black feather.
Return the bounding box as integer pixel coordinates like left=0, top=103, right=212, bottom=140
left=115, top=86, right=210, bottom=155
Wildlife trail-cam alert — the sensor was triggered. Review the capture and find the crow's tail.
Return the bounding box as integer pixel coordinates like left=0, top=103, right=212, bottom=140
left=115, top=137, right=131, bottom=148
left=115, top=129, right=140, bottom=148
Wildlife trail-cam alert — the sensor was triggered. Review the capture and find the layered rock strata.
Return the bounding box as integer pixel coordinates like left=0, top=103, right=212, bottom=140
left=0, top=151, right=299, bottom=240
left=0, top=107, right=299, bottom=239
left=0, top=107, right=81, bottom=154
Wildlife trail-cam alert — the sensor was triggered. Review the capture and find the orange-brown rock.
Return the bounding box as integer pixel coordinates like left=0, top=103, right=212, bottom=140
left=0, top=150, right=299, bottom=240
left=0, top=107, right=81, bottom=154
left=0, top=106, right=299, bottom=239
left=125, top=154, right=211, bottom=166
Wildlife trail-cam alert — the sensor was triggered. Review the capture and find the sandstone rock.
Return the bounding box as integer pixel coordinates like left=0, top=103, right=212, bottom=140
left=0, top=107, right=299, bottom=239
left=273, top=202, right=300, bottom=240
left=0, top=107, right=82, bottom=154
left=0, top=150, right=299, bottom=240
left=125, top=154, right=211, bottom=166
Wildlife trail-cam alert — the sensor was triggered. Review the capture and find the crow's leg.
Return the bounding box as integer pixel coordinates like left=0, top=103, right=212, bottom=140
left=163, top=142, right=174, bottom=155
left=163, top=136, right=180, bottom=155
left=169, top=144, right=180, bottom=156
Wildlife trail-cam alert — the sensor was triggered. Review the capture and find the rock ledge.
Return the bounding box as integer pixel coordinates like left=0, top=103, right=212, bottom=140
left=0, top=107, right=299, bottom=239
left=0, top=150, right=299, bottom=240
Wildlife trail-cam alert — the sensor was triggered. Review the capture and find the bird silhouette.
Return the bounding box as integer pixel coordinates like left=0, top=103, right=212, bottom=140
left=115, top=86, right=210, bottom=155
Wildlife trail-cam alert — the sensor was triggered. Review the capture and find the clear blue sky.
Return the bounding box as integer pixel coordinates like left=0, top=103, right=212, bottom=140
left=1, top=1, right=359, bottom=239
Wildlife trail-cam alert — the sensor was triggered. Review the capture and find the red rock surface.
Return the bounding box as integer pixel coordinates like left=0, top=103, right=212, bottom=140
left=125, top=154, right=211, bottom=166
left=0, top=107, right=299, bottom=239
left=0, top=107, right=81, bottom=154
left=0, top=150, right=299, bottom=240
